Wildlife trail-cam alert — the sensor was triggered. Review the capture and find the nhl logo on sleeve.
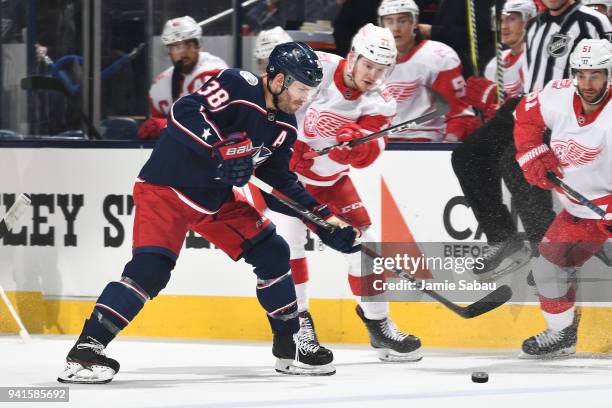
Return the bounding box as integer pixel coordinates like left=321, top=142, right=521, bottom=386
left=547, top=34, right=572, bottom=58
left=240, top=71, right=259, bottom=86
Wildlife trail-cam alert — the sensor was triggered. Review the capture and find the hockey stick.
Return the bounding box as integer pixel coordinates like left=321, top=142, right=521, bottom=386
left=0, top=193, right=32, bottom=343
left=493, top=0, right=505, bottom=104
left=547, top=173, right=606, bottom=218
left=466, top=0, right=480, bottom=76
left=250, top=176, right=512, bottom=318
left=302, top=89, right=450, bottom=159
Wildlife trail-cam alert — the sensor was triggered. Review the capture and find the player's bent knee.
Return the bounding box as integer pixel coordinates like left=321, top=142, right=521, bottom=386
left=121, top=253, right=175, bottom=299
left=243, top=233, right=290, bottom=280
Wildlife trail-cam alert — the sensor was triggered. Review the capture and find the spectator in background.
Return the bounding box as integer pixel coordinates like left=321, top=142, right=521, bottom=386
left=138, top=16, right=227, bottom=140
left=418, top=0, right=494, bottom=77
left=245, top=0, right=345, bottom=33
left=333, top=0, right=381, bottom=56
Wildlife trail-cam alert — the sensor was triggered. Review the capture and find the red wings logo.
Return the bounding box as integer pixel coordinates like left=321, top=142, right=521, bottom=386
left=551, top=139, right=603, bottom=167
left=385, top=81, right=420, bottom=102
left=303, top=108, right=353, bottom=138
left=504, top=79, right=523, bottom=98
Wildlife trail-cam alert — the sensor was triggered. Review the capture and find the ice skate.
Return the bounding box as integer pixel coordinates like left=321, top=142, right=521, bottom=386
left=520, top=324, right=577, bottom=359
left=473, top=235, right=531, bottom=281
left=273, top=313, right=335, bottom=376
left=57, top=334, right=119, bottom=384
left=356, top=305, right=422, bottom=362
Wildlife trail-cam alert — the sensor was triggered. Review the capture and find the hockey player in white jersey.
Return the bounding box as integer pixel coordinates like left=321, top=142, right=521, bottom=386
left=138, top=16, right=228, bottom=139
left=262, top=23, right=422, bottom=362
left=582, top=0, right=612, bottom=20
left=378, top=0, right=480, bottom=142
left=253, top=26, right=293, bottom=74
left=466, top=0, right=537, bottom=120
left=514, top=39, right=612, bottom=358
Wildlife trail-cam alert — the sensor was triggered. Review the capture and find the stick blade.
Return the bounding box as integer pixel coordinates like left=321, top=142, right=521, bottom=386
left=461, top=284, right=513, bottom=318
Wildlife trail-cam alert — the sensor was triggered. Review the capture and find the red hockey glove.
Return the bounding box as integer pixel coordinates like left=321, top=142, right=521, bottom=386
left=516, top=144, right=562, bottom=190
left=465, top=76, right=499, bottom=120
left=349, top=139, right=383, bottom=168
left=211, top=133, right=254, bottom=187
left=329, top=123, right=366, bottom=165
left=138, top=116, right=166, bottom=140
left=289, top=140, right=316, bottom=175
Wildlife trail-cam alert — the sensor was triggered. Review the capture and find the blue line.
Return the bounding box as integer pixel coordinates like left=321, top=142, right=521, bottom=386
left=161, top=383, right=612, bottom=408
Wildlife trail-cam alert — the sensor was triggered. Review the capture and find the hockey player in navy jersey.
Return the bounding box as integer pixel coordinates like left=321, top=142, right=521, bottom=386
left=57, top=42, right=360, bottom=383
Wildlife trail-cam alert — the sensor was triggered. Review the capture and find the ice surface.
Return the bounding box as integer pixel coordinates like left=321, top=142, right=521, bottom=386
left=2, top=335, right=612, bottom=408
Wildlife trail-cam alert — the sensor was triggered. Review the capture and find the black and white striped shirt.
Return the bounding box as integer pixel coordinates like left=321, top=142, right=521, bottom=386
left=523, top=3, right=611, bottom=94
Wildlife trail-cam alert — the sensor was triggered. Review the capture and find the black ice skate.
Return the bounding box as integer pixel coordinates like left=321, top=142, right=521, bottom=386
left=520, top=324, right=577, bottom=359
left=57, top=334, right=120, bottom=384
left=273, top=313, right=335, bottom=376
left=356, top=305, right=422, bottom=362
left=473, top=235, right=531, bottom=281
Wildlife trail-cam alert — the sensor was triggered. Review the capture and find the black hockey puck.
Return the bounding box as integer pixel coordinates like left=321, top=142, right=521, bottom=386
left=471, top=371, right=489, bottom=383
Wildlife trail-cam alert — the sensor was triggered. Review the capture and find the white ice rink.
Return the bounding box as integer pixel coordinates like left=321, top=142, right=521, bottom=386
left=2, top=335, right=612, bottom=408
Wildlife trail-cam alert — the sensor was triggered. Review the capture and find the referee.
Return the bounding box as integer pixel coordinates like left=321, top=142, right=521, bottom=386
left=451, top=0, right=611, bottom=279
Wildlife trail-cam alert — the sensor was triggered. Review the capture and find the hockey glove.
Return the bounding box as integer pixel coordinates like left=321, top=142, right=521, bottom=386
left=329, top=123, right=364, bottom=164
left=138, top=116, right=166, bottom=140
left=465, top=76, right=499, bottom=120
left=516, top=144, right=562, bottom=190
left=212, top=133, right=254, bottom=187
left=308, top=204, right=361, bottom=254
left=290, top=140, right=316, bottom=175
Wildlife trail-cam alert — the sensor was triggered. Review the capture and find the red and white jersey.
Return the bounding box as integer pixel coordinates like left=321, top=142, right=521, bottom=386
left=293, top=52, right=396, bottom=186
left=384, top=40, right=477, bottom=142
left=514, top=80, right=612, bottom=219
left=484, top=48, right=526, bottom=101
left=148, top=52, right=228, bottom=118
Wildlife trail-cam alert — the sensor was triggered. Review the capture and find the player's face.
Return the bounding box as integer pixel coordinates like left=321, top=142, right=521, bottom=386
left=351, top=56, right=390, bottom=92
left=500, top=12, right=525, bottom=47
left=380, top=13, right=416, bottom=50
left=542, top=0, right=572, bottom=12
left=575, top=69, right=609, bottom=103
left=277, top=79, right=319, bottom=114
left=167, top=40, right=200, bottom=73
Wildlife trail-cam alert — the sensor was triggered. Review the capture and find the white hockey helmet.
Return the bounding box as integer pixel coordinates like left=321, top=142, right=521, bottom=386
left=253, top=26, right=293, bottom=60
left=377, top=0, right=419, bottom=19
left=161, top=16, right=202, bottom=46
left=581, top=0, right=612, bottom=14
left=502, top=0, right=538, bottom=21
left=350, top=23, right=397, bottom=66
left=570, top=39, right=612, bottom=102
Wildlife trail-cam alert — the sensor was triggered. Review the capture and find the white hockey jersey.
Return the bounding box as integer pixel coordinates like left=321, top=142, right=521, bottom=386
left=292, top=52, right=396, bottom=186
left=484, top=48, right=526, bottom=101
left=514, top=80, right=612, bottom=219
left=384, top=40, right=477, bottom=142
left=148, top=51, right=228, bottom=117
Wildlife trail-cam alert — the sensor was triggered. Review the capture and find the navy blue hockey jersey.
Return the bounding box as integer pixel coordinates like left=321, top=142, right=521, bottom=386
left=138, top=68, right=319, bottom=214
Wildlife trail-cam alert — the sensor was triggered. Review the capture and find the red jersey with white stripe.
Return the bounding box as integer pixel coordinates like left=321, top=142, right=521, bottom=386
left=484, top=48, right=526, bottom=101
left=384, top=40, right=477, bottom=142
left=514, top=80, right=612, bottom=219
left=148, top=51, right=228, bottom=118
left=292, top=52, right=396, bottom=186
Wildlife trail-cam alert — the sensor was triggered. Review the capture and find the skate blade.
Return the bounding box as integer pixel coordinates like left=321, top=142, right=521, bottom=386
left=274, top=358, right=336, bottom=376
left=376, top=348, right=423, bottom=362
left=475, top=247, right=532, bottom=282
left=57, top=362, right=115, bottom=384
left=518, top=346, right=576, bottom=360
